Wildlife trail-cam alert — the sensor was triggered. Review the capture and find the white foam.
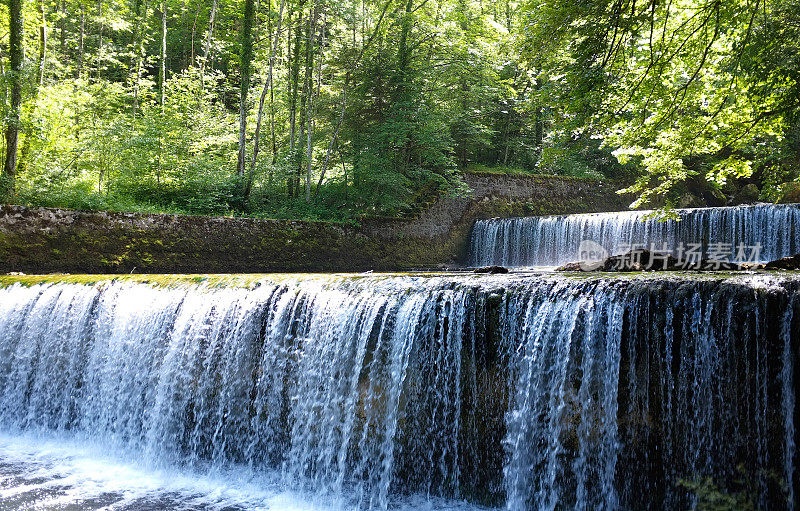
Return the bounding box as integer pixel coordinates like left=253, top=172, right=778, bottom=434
left=0, top=430, right=488, bottom=510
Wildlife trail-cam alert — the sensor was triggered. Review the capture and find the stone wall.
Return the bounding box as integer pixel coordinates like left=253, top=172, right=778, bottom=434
left=464, top=173, right=619, bottom=200
left=0, top=173, right=629, bottom=273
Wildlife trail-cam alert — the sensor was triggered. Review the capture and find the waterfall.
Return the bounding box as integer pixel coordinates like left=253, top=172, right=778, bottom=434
left=468, top=203, right=800, bottom=267
left=0, top=274, right=797, bottom=510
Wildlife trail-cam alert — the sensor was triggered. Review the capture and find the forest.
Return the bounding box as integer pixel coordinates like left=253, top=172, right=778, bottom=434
left=0, top=0, right=798, bottom=220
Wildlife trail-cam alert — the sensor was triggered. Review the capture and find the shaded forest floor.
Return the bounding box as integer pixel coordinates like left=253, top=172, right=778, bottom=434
left=12, top=166, right=570, bottom=224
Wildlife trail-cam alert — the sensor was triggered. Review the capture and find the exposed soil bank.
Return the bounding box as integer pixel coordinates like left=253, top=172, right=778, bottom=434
left=0, top=174, right=627, bottom=273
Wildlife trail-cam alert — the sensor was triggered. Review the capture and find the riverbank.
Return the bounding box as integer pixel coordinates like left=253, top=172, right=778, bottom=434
left=0, top=174, right=626, bottom=274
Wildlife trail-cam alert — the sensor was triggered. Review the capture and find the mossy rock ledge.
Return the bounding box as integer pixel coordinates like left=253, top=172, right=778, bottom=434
left=0, top=174, right=628, bottom=273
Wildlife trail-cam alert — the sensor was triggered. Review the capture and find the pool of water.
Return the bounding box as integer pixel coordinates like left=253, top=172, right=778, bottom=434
left=0, top=432, right=485, bottom=511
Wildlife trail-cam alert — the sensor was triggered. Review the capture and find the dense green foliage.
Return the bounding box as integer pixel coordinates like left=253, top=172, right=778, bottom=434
left=1, top=0, right=798, bottom=218
left=522, top=0, right=800, bottom=208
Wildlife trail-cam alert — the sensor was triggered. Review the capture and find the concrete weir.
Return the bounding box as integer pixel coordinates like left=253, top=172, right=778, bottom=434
left=0, top=272, right=797, bottom=509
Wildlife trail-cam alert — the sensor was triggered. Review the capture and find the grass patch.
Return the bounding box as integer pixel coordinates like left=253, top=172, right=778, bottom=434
left=465, top=164, right=538, bottom=176
left=465, top=164, right=603, bottom=180
left=0, top=274, right=291, bottom=289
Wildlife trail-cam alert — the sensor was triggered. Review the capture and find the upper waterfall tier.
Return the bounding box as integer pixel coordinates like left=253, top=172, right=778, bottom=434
left=0, top=273, right=797, bottom=510
left=468, top=203, right=800, bottom=267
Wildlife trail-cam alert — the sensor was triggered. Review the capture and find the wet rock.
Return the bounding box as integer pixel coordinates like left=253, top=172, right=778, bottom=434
left=678, top=194, right=706, bottom=209
left=555, top=262, right=584, bottom=271
left=738, top=262, right=766, bottom=270
left=684, top=175, right=726, bottom=206
left=601, top=256, right=645, bottom=272
left=473, top=265, right=509, bottom=274
left=487, top=292, right=504, bottom=306
left=602, top=249, right=681, bottom=271
left=556, top=249, right=762, bottom=272
left=778, top=182, right=800, bottom=204
left=731, top=183, right=760, bottom=205
left=557, top=249, right=680, bottom=272
left=765, top=253, right=800, bottom=270
left=691, top=260, right=744, bottom=271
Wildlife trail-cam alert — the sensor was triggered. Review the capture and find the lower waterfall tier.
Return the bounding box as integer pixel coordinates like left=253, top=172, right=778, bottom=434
left=0, top=273, right=797, bottom=510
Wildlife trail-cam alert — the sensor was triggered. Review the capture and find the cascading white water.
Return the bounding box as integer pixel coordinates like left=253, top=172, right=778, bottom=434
left=0, top=274, right=797, bottom=510
left=468, top=203, right=800, bottom=267
left=500, top=280, right=624, bottom=511
left=0, top=276, right=483, bottom=510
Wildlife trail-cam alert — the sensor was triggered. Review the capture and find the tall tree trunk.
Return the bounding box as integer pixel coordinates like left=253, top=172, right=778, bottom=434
left=394, top=0, right=415, bottom=177
left=314, top=83, right=346, bottom=196
left=38, top=0, right=46, bottom=85
left=286, top=9, right=294, bottom=196
left=502, top=114, right=511, bottom=166
left=158, top=0, right=166, bottom=185
left=237, top=0, right=256, bottom=177
left=73, top=4, right=84, bottom=163
left=96, top=0, right=103, bottom=80
left=132, top=0, right=148, bottom=118
left=77, top=5, right=85, bottom=79
left=200, top=0, right=217, bottom=85
left=315, top=0, right=393, bottom=196
left=19, top=0, right=47, bottom=179
left=288, top=4, right=304, bottom=196
left=340, top=147, right=348, bottom=200
left=250, top=0, right=285, bottom=184
left=190, top=0, right=201, bottom=65
left=4, top=0, right=23, bottom=198
left=304, top=4, right=318, bottom=202
left=533, top=77, right=543, bottom=153
left=159, top=1, right=167, bottom=108
left=397, top=0, right=414, bottom=88
left=59, top=1, right=65, bottom=56
left=268, top=5, right=279, bottom=172
left=297, top=9, right=312, bottom=199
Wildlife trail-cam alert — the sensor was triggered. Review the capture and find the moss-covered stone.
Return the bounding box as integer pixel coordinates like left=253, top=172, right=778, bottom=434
left=0, top=174, right=629, bottom=273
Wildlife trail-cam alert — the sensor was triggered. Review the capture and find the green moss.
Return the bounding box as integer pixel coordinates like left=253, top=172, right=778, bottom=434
left=465, top=164, right=602, bottom=181
left=0, top=273, right=303, bottom=289
left=2, top=271, right=798, bottom=292
left=0, top=175, right=630, bottom=273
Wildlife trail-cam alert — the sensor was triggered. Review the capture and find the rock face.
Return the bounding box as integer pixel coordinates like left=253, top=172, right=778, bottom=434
left=779, top=182, right=800, bottom=204
left=765, top=253, right=800, bottom=270
left=731, top=183, right=760, bottom=205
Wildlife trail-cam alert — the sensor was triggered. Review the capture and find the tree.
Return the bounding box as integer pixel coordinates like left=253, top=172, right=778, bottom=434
left=250, top=0, right=285, bottom=192
left=131, top=0, right=149, bottom=117
left=199, top=0, right=217, bottom=88
left=4, top=0, right=797, bottom=219
left=237, top=0, right=256, bottom=177
left=519, top=0, right=800, bottom=208
left=4, top=0, right=24, bottom=198
left=159, top=0, right=167, bottom=107
left=37, top=0, right=46, bottom=85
